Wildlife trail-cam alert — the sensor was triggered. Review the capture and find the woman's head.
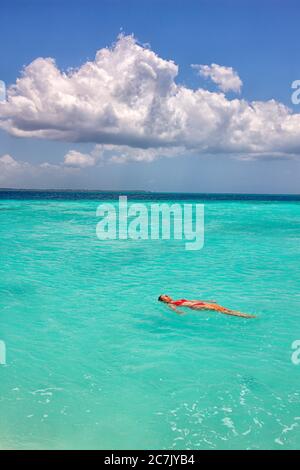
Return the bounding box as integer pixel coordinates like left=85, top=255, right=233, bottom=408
left=158, top=294, right=172, bottom=303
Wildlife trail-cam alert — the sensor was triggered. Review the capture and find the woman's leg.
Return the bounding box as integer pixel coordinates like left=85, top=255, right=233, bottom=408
left=202, top=303, right=256, bottom=319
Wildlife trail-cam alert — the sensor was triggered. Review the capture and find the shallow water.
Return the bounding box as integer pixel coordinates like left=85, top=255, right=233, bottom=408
left=0, top=192, right=300, bottom=449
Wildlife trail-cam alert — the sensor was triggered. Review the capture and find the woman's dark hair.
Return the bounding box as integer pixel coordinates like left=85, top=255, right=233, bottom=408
left=158, top=295, right=164, bottom=301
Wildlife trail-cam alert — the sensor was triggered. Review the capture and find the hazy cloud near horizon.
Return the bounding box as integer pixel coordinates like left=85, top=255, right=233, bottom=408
left=1, top=35, right=300, bottom=173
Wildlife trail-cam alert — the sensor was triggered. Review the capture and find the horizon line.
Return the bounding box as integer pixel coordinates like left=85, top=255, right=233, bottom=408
left=0, top=188, right=299, bottom=197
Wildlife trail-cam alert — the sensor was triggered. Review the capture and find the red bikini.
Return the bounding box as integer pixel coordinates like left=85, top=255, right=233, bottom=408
left=171, top=299, right=187, bottom=306
left=171, top=299, right=205, bottom=307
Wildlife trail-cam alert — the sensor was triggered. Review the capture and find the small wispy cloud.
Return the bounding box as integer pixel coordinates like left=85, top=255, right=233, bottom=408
left=64, top=150, right=96, bottom=168
left=192, top=63, right=242, bottom=93
left=0, top=80, right=6, bottom=102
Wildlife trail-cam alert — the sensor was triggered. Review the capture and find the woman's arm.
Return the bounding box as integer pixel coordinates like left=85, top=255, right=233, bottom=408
left=168, top=304, right=185, bottom=315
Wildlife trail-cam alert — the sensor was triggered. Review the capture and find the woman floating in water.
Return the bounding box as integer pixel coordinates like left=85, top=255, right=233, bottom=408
left=158, top=295, right=256, bottom=318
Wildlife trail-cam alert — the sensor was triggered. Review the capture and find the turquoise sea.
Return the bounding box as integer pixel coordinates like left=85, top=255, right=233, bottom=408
left=0, top=191, right=300, bottom=450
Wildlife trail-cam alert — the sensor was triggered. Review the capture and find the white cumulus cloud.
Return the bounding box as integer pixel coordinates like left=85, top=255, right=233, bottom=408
left=0, top=35, right=300, bottom=162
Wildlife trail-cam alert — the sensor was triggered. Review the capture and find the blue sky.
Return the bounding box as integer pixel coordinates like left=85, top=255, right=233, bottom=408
left=0, top=0, right=300, bottom=193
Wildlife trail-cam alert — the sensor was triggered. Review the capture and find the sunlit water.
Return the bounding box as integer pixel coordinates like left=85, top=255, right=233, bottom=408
left=0, top=191, right=300, bottom=450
